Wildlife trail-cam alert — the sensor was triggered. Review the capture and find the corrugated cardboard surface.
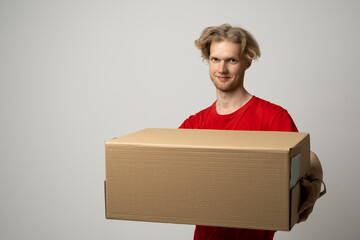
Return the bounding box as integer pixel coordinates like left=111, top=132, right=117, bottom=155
left=105, top=128, right=310, bottom=231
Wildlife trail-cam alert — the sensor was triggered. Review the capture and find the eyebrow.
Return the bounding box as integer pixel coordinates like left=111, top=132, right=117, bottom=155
left=209, top=55, right=240, bottom=60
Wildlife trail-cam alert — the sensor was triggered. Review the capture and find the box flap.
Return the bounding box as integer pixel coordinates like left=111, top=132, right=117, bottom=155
left=107, top=128, right=309, bottom=152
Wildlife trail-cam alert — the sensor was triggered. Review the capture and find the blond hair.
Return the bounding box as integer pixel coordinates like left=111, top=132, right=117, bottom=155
left=194, top=24, right=261, bottom=62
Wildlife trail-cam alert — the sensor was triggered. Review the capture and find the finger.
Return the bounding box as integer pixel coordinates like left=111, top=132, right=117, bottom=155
left=297, top=206, right=314, bottom=223
left=298, top=179, right=317, bottom=214
left=300, top=178, right=312, bottom=190
left=298, top=198, right=315, bottom=214
left=297, top=206, right=313, bottom=223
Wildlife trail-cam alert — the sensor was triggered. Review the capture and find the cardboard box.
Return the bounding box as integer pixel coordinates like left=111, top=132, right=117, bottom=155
left=105, top=128, right=310, bottom=231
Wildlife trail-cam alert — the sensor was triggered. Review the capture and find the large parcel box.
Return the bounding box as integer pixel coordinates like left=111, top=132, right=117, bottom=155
left=105, top=128, right=310, bottom=231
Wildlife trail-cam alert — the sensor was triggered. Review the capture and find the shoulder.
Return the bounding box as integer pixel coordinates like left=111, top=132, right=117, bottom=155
left=252, top=96, right=287, bottom=114
left=251, top=96, right=298, bottom=132
left=179, top=103, right=214, bottom=129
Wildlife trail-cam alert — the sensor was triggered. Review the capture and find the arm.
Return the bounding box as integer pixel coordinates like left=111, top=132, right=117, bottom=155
left=297, top=151, right=324, bottom=223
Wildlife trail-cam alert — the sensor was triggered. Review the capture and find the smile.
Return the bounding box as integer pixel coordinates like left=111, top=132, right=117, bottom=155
left=216, top=76, right=231, bottom=81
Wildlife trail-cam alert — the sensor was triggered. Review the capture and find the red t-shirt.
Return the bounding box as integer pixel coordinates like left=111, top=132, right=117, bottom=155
left=179, top=96, right=298, bottom=240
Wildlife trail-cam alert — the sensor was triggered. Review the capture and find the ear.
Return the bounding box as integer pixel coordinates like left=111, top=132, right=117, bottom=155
left=246, top=60, right=252, bottom=69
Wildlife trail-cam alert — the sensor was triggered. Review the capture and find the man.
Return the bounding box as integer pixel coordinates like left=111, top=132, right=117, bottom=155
left=179, top=24, right=324, bottom=240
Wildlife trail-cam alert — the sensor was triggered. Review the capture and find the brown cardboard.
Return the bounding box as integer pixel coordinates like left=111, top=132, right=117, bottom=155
left=105, top=128, right=310, bottom=231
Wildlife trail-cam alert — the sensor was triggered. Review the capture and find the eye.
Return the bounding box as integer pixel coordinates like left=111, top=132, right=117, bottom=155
left=229, top=59, right=238, bottom=64
left=211, top=57, right=219, bottom=62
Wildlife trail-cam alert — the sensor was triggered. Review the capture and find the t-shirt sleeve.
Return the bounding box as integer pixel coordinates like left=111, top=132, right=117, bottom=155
left=269, top=110, right=298, bottom=132
left=179, top=118, right=193, bottom=129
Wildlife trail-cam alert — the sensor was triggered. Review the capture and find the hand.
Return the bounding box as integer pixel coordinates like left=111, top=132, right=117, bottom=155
left=297, top=178, right=321, bottom=223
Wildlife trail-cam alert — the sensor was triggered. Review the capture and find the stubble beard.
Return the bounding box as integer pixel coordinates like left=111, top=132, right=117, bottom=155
left=210, top=75, right=243, bottom=93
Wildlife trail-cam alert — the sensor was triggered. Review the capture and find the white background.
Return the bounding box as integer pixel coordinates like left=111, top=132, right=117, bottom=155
left=1, top=0, right=359, bottom=239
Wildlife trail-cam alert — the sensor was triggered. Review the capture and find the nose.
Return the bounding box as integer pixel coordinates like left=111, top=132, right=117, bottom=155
left=218, top=61, right=228, bottom=74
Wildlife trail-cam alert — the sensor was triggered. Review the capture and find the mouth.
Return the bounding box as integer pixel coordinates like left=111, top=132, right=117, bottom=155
left=216, top=76, right=231, bottom=82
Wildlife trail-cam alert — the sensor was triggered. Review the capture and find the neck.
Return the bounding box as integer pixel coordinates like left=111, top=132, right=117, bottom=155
left=216, top=86, right=252, bottom=115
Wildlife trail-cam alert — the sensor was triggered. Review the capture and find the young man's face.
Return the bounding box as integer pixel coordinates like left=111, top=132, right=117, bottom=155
left=208, top=40, right=250, bottom=92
